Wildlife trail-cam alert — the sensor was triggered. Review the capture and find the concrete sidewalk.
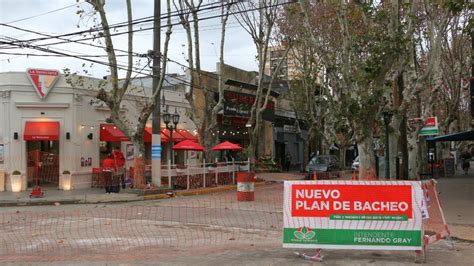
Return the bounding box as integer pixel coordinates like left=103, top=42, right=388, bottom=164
left=0, top=172, right=304, bottom=207
left=437, top=175, right=474, bottom=242
left=0, top=187, right=144, bottom=206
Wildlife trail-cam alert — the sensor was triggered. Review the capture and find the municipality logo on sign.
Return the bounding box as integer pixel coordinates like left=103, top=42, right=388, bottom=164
left=27, top=68, right=60, bottom=99
left=294, top=226, right=316, bottom=240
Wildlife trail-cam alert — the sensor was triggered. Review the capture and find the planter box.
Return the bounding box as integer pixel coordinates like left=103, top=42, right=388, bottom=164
left=62, top=174, right=72, bottom=190
left=10, top=174, right=22, bottom=192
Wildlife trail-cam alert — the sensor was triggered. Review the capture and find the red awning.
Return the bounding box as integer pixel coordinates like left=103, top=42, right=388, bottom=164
left=24, top=121, right=60, bottom=141
left=173, top=140, right=204, bottom=151
left=144, top=127, right=170, bottom=143
left=175, top=128, right=198, bottom=142
left=162, top=128, right=186, bottom=142
left=100, top=124, right=129, bottom=142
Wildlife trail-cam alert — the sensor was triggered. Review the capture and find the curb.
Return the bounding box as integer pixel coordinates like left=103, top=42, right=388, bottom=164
left=0, top=199, right=81, bottom=207
left=0, top=198, right=146, bottom=207
left=143, top=181, right=268, bottom=201
left=0, top=182, right=271, bottom=207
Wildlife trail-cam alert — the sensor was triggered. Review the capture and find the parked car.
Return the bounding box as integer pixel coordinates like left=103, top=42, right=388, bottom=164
left=305, top=155, right=339, bottom=173
left=351, top=156, right=359, bottom=170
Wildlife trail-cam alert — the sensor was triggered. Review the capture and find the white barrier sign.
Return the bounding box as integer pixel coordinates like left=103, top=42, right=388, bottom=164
left=283, top=180, right=423, bottom=250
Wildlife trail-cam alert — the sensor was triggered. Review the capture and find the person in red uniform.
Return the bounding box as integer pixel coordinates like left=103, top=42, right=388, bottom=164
left=102, top=154, right=116, bottom=193
left=112, top=148, right=126, bottom=188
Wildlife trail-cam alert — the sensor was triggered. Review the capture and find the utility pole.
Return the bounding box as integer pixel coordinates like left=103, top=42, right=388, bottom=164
left=151, top=0, right=162, bottom=187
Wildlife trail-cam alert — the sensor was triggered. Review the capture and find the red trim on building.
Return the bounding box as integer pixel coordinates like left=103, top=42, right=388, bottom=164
left=161, top=128, right=186, bottom=142
left=175, top=128, right=198, bottom=142
left=144, top=127, right=170, bottom=143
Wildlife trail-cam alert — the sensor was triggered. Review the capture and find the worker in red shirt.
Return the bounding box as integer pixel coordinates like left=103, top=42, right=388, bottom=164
left=102, top=154, right=116, bottom=193
left=112, top=148, right=126, bottom=188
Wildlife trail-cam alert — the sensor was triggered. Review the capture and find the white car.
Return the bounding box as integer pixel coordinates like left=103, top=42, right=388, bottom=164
left=351, top=156, right=359, bottom=170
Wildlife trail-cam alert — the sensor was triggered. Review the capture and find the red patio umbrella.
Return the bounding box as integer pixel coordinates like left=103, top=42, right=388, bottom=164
left=212, top=141, right=243, bottom=151
left=172, top=140, right=204, bottom=151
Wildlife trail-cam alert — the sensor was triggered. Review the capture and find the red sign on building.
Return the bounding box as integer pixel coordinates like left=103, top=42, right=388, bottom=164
left=26, top=68, right=60, bottom=99
left=223, top=90, right=275, bottom=121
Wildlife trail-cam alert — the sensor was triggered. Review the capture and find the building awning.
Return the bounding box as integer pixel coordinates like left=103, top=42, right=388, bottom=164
left=101, top=124, right=196, bottom=143
left=100, top=124, right=129, bottom=142
left=162, top=128, right=186, bottom=142
left=426, top=130, right=474, bottom=142
left=24, top=121, right=60, bottom=141
left=175, top=128, right=198, bottom=142
left=144, top=128, right=170, bottom=143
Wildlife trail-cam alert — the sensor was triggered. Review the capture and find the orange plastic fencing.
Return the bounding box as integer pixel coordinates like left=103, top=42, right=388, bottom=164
left=0, top=184, right=284, bottom=263
left=27, top=150, right=59, bottom=186
left=0, top=179, right=451, bottom=263
left=422, top=179, right=451, bottom=245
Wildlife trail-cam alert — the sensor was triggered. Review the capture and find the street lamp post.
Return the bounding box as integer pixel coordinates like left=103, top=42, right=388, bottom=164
left=382, top=111, right=393, bottom=179
left=163, top=107, right=180, bottom=165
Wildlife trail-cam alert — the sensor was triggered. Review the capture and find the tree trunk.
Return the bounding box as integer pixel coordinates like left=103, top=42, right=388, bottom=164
left=388, top=113, right=401, bottom=180
left=132, top=141, right=146, bottom=188
left=399, top=116, right=409, bottom=179
left=407, top=132, right=420, bottom=179
left=302, top=139, right=309, bottom=171
left=248, top=131, right=257, bottom=170
left=358, top=137, right=377, bottom=180
left=339, top=146, right=346, bottom=169
left=200, top=127, right=219, bottom=161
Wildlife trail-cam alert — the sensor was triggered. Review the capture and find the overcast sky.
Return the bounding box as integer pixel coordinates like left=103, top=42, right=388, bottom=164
left=0, top=0, right=258, bottom=79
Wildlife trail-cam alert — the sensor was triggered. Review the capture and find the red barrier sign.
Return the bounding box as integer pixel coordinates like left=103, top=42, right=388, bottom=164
left=291, top=184, right=413, bottom=218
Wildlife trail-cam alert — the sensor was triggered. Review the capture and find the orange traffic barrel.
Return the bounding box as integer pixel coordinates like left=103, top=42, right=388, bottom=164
left=237, top=172, right=255, bottom=201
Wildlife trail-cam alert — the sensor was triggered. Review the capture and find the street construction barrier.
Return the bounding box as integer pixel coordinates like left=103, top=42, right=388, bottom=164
left=0, top=178, right=452, bottom=264
left=236, top=172, right=255, bottom=201
left=283, top=180, right=424, bottom=253
left=422, top=179, right=452, bottom=247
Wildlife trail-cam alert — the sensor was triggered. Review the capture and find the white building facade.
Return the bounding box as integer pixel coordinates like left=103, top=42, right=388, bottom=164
left=0, top=70, right=195, bottom=192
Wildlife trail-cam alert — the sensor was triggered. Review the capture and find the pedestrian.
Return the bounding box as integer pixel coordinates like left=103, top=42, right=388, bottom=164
left=112, top=148, right=126, bottom=189
left=460, top=149, right=471, bottom=175
left=285, top=152, right=292, bottom=172
left=102, top=154, right=116, bottom=193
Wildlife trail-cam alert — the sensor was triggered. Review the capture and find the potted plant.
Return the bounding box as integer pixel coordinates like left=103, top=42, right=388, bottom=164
left=62, top=170, right=72, bottom=191
left=10, top=170, right=22, bottom=192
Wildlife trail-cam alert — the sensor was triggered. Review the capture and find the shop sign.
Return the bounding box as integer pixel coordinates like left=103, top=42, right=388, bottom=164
left=223, top=90, right=274, bottom=121
left=26, top=68, right=60, bottom=99
left=283, top=180, right=423, bottom=250
left=419, top=117, right=439, bottom=136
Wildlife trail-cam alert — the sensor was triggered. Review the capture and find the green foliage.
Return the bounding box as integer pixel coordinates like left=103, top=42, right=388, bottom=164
left=443, top=0, right=468, bottom=14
